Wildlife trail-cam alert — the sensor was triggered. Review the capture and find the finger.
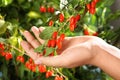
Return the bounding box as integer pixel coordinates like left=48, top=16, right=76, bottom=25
left=20, top=41, right=39, bottom=60
left=23, top=31, right=40, bottom=48
left=34, top=55, right=70, bottom=68
left=31, top=26, right=45, bottom=44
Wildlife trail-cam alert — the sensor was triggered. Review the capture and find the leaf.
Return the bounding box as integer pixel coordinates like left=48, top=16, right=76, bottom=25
left=0, top=38, right=6, bottom=42
left=0, top=19, right=5, bottom=27
left=45, top=47, right=55, bottom=56
left=34, top=45, right=44, bottom=53
left=27, top=11, right=40, bottom=18
left=39, top=27, right=58, bottom=40
left=0, top=22, right=9, bottom=34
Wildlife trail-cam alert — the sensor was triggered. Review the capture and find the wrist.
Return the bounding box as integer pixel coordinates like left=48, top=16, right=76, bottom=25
left=88, top=44, right=120, bottom=79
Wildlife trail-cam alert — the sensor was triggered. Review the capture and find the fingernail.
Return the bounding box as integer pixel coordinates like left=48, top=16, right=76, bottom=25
left=31, top=26, right=38, bottom=32
left=39, top=27, right=45, bottom=31
left=35, top=59, right=42, bottom=64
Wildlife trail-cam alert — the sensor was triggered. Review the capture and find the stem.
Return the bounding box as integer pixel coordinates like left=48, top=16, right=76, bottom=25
left=53, top=68, right=68, bottom=79
left=3, top=42, right=24, bottom=54
left=58, top=18, right=70, bottom=32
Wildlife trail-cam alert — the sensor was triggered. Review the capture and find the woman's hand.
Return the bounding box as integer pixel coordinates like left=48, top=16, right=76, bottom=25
left=20, top=26, right=103, bottom=67
left=21, top=26, right=120, bottom=79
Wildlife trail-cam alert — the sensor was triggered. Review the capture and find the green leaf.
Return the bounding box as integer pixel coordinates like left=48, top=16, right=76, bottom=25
left=0, top=19, right=5, bottom=27
left=27, top=11, right=40, bottom=19
left=0, top=38, right=7, bottom=43
left=39, top=27, right=58, bottom=40
left=0, top=22, right=9, bottom=34
left=45, top=47, right=55, bottom=56
left=0, top=0, right=13, bottom=7
left=34, top=45, right=44, bottom=53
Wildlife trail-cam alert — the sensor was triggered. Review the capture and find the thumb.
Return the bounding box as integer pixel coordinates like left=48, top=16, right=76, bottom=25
left=34, top=55, right=70, bottom=68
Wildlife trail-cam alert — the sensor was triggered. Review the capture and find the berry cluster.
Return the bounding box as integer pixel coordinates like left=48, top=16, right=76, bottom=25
left=48, top=32, right=65, bottom=49
left=69, top=14, right=80, bottom=31
left=0, top=43, right=12, bottom=60
left=0, top=41, right=64, bottom=79
left=86, top=0, right=99, bottom=14
left=40, top=6, right=55, bottom=13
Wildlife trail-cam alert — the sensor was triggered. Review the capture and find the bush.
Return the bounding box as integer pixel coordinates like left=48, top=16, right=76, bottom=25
left=0, top=0, right=120, bottom=80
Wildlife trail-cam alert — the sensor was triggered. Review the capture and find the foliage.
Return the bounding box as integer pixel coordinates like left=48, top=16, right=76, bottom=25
left=0, top=0, right=120, bottom=80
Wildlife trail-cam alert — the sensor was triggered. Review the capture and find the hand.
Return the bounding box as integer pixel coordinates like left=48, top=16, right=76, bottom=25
left=21, top=26, right=120, bottom=79
left=20, top=26, right=119, bottom=68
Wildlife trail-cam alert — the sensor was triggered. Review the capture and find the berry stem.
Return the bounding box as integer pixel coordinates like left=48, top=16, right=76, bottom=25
left=53, top=68, right=68, bottom=79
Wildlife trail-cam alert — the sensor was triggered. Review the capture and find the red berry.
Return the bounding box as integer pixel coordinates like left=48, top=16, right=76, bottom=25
left=0, top=43, right=4, bottom=51
left=47, top=7, right=55, bottom=13
left=92, top=32, right=98, bottom=36
left=54, top=75, right=63, bottom=80
left=56, top=39, right=62, bottom=50
left=25, top=61, right=30, bottom=68
left=51, top=39, right=56, bottom=47
left=29, top=58, right=33, bottom=63
left=59, top=13, right=64, bottom=22
left=49, top=20, right=54, bottom=26
left=93, top=0, right=99, bottom=3
left=5, top=52, right=12, bottom=60
left=49, top=52, right=54, bottom=56
left=89, top=8, right=96, bottom=15
left=47, top=7, right=51, bottom=13
left=75, top=14, right=81, bottom=21
left=50, top=7, right=55, bottom=13
left=86, top=3, right=91, bottom=10
left=47, top=40, right=51, bottom=47
left=59, top=34, right=65, bottom=41
left=16, top=56, right=21, bottom=61
left=43, top=49, right=46, bottom=55
left=84, top=29, right=89, bottom=35
left=70, top=16, right=75, bottom=25
left=20, top=56, right=24, bottom=63
left=31, top=64, right=36, bottom=72
left=52, top=31, right=58, bottom=39
left=91, top=1, right=96, bottom=8
left=38, top=65, right=46, bottom=73
left=46, top=70, right=54, bottom=78
left=40, top=6, right=46, bottom=13
left=70, top=24, right=76, bottom=32
left=1, top=52, right=6, bottom=56
left=16, top=56, right=24, bottom=63
left=27, top=63, right=32, bottom=70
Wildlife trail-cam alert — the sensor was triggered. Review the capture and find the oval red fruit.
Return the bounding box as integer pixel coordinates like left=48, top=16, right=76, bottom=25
left=75, top=14, right=81, bottom=21
left=84, top=29, right=89, bottom=35
left=91, top=1, right=96, bottom=8
left=54, top=75, right=63, bottom=80
left=49, top=20, right=54, bottom=26
left=47, top=40, right=51, bottom=47
left=86, top=3, right=91, bottom=10
left=70, top=24, right=75, bottom=32
left=89, top=8, right=96, bottom=15
left=5, top=53, right=12, bottom=60
left=50, top=7, right=55, bottom=13
left=52, top=31, right=58, bottom=39
left=38, top=65, right=46, bottom=73
left=59, top=34, right=65, bottom=41
left=51, top=39, right=56, bottom=47
left=70, top=16, right=75, bottom=25
left=92, top=32, right=98, bottom=36
left=56, top=39, right=62, bottom=49
left=40, top=6, right=46, bottom=13
left=59, top=13, right=64, bottom=22
left=46, top=70, right=54, bottom=78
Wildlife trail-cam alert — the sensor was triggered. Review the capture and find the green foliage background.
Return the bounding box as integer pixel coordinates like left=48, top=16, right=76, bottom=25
left=0, top=0, right=120, bottom=80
